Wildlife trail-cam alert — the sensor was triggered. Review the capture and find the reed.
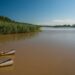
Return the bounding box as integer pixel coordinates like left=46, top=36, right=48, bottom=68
left=0, top=16, right=40, bottom=34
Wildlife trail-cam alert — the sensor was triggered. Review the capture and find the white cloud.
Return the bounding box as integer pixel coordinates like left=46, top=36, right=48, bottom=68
left=37, top=19, right=75, bottom=25
left=53, top=20, right=64, bottom=22
left=52, top=19, right=75, bottom=25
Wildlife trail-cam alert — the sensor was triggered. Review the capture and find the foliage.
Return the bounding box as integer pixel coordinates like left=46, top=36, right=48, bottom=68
left=0, top=16, right=40, bottom=34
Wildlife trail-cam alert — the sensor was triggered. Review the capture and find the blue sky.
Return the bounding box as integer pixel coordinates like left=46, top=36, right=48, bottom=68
left=0, top=0, right=75, bottom=25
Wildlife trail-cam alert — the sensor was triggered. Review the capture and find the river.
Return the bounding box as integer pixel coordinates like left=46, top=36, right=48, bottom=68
left=0, top=27, right=75, bottom=75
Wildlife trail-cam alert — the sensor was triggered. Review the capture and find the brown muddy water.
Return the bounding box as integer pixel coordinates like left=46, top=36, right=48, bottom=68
left=0, top=27, right=75, bottom=75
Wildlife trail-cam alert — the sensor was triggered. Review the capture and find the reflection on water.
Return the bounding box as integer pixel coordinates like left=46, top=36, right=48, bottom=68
left=0, top=32, right=39, bottom=75
left=39, top=28, right=75, bottom=49
left=0, top=32, right=38, bottom=43
left=1, top=28, right=75, bottom=75
left=0, top=55, right=15, bottom=75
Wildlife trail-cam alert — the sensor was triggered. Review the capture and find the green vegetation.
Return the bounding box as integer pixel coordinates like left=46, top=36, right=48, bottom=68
left=40, top=24, right=75, bottom=28
left=0, top=16, right=40, bottom=34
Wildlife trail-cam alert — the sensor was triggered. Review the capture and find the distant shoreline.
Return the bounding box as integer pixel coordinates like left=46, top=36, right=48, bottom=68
left=40, top=25, right=75, bottom=28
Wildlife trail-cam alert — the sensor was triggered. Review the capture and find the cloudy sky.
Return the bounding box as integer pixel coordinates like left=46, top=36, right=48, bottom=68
left=0, top=0, right=75, bottom=25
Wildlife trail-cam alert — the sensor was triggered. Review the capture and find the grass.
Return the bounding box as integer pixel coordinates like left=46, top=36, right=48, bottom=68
left=0, top=16, right=40, bottom=34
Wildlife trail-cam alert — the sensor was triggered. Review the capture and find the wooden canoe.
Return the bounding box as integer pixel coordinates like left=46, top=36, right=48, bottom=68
left=0, top=58, right=14, bottom=67
left=0, top=49, right=16, bottom=55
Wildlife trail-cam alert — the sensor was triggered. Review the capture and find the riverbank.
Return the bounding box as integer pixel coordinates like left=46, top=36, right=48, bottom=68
left=0, top=16, right=40, bottom=34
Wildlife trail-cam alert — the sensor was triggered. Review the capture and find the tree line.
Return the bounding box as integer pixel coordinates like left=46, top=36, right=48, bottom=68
left=39, top=24, right=75, bottom=27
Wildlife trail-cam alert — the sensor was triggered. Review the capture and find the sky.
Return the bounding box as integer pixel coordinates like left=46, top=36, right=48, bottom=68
left=0, top=0, right=75, bottom=25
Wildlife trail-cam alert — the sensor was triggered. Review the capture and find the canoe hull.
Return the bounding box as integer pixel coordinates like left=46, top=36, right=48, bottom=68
left=0, top=50, right=16, bottom=55
left=0, top=60, right=14, bottom=67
